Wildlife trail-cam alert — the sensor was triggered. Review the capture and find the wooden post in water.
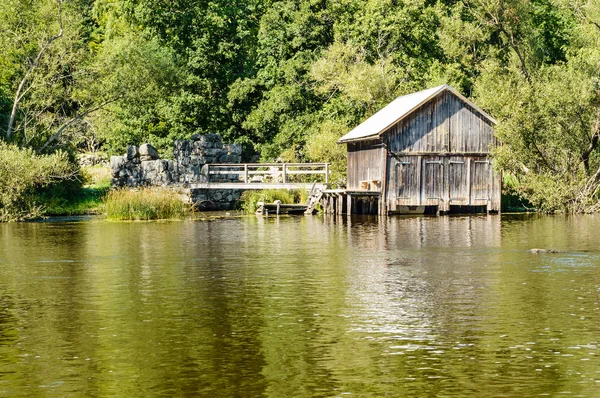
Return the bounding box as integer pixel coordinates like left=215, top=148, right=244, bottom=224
left=347, top=194, right=352, bottom=215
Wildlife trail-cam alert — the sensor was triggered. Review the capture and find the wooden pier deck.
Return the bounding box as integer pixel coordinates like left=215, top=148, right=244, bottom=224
left=255, top=202, right=308, bottom=215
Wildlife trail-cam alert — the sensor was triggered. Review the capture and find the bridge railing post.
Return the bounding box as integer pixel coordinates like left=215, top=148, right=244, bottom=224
left=325, top=163, right=329, bottom=184
left=282, top=164, right=287, bottom=184
left=244, top=164, right=248, bottom=183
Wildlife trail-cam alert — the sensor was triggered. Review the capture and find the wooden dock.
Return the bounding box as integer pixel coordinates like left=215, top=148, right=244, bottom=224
left=253, top=189, right=383, bottom=216
left=255, top=202, right=307, bottom=215
left=320, top=189, right=382, bottom=215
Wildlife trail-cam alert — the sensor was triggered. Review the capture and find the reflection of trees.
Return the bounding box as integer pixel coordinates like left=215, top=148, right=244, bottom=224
left=1, top=215, right=600, bottom=396
left=0, top=293, right=18, bottom=391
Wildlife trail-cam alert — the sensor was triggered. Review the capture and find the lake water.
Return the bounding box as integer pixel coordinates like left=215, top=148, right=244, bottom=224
left=1, top=214, right=600, bottom=397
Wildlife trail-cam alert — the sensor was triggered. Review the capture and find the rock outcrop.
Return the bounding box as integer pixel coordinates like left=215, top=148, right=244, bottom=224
left=110, top=134, right=242, bottom=188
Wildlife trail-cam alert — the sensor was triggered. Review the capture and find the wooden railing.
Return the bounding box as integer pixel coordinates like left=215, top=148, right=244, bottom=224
left=206, top=163, right=329, bottom=184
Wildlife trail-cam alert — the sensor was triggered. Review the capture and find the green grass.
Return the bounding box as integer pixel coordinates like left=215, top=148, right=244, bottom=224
left=240, top=189, right=308, bottom=213
left=41, top=186, right=109, bottom=216
left=105, top=187, right=190, bottom=221
left=82, top=164, right=111, bottom=188
left=38, top=165, right=112, bottom=216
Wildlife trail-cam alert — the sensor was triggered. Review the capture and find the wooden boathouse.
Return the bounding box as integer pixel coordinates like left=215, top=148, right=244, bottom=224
left=336, top=84, right=501, bottom=215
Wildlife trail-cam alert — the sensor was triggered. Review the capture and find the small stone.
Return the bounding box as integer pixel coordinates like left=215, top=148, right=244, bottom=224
left=126, top=145, right=139, bottom=160
left=139, top=143, right=159, bottom=160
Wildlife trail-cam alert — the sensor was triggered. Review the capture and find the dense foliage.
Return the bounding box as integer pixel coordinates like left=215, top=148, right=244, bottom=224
left=0, top=142, right=77, bottom=221
left=3, top=0, right=600, bottom=211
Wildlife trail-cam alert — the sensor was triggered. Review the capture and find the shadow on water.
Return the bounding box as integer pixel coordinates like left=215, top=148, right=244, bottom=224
left=1, top=214, right=600, bottom=396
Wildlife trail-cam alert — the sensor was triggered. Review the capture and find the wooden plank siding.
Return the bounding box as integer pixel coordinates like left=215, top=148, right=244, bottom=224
left=346, top=140, right=385, bottom=190
left=384, top=155, right=501, bottom=213
left=385, top=91, right=496, bottom=154
left=390, top=155, right=420, bottom=206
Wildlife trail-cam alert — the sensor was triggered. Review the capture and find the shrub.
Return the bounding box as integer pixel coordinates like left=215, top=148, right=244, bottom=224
left=0, top=142, right=77, bottom=221
left=240, top=189, right=308, bottom=213
left=105, top=187, right=189, bottom=220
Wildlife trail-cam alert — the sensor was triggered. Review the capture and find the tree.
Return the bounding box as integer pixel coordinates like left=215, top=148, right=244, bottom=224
left=473, top=0, right=600, bottom=212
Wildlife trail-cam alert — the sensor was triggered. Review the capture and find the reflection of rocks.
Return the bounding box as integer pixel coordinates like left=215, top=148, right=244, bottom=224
left=528, top=248, right=566, bottom=254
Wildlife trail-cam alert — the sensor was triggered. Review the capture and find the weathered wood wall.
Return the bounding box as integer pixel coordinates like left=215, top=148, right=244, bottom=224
left=346, top=140, right=385, bottom=190
left=385, top=90, right=496, bottom=154
left=385, top=155, right=501, bottom=213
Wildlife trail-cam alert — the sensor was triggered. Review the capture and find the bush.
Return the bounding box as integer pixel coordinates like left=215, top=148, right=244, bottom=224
left=105, top=188, right=189, bottom=220
left=304, top=120, right=348, bottom=187
left=39, top=186, right=109, bottom=216
left=0, top=142, right=77, bottom=221
left=240, top=189, right=308, bottom=213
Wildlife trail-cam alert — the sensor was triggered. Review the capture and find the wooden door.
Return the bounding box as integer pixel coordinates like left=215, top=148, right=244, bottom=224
left=448, top=157, right=468, bottom=205
left=421, top=156, right=442, bottom=205
left=395, top=156, right=419, bottom=205
left=470, top=157, right=490, bottom=205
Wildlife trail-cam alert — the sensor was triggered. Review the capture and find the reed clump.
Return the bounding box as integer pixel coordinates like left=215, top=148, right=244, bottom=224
left=105, top=188, right=189, bottom=220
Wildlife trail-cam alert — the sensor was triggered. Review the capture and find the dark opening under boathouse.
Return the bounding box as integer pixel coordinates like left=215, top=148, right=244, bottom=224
left=336, top=84, right=501, bottom=215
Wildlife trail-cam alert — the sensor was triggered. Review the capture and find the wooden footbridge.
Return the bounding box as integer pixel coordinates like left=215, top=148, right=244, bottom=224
left=188, top=163, right=329, bottom=189
left=186, top=162, right=379, bottom=215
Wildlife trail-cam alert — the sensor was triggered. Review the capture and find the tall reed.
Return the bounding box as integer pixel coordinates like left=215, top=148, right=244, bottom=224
left=105, top=188, right=189, bottom=220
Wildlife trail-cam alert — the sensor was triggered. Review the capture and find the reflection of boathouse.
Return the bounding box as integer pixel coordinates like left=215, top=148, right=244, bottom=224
left=336, top=84, right=501, bottom=215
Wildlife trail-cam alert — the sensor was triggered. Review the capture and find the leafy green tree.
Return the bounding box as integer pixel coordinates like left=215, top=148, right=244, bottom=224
left=473, top=0, right=600, bottom=212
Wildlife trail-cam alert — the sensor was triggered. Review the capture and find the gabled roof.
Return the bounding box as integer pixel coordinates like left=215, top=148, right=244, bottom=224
left=337, top=84, right=496, bottom=143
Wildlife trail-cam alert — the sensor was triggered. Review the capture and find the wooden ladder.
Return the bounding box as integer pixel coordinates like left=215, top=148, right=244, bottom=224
left=304, top=182, right=323, bottom=215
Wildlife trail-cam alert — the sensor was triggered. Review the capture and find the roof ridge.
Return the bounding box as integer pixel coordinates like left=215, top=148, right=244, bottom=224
left=338, top=84, right=495, bottom=143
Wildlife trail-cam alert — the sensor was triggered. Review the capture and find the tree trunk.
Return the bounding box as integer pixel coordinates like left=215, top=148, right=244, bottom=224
left=6, top=0, right=63, bottom=140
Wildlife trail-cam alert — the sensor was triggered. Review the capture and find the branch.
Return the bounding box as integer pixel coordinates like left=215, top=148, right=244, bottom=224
left=6, top=0, right=63, bottom=140
left=581, top=109, right=600, bottom=174
left=499, top=25, right=531, bottom=83
left=531, top=139, right=556, bottom=172
left=38, top=97, right=121, bottom=153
